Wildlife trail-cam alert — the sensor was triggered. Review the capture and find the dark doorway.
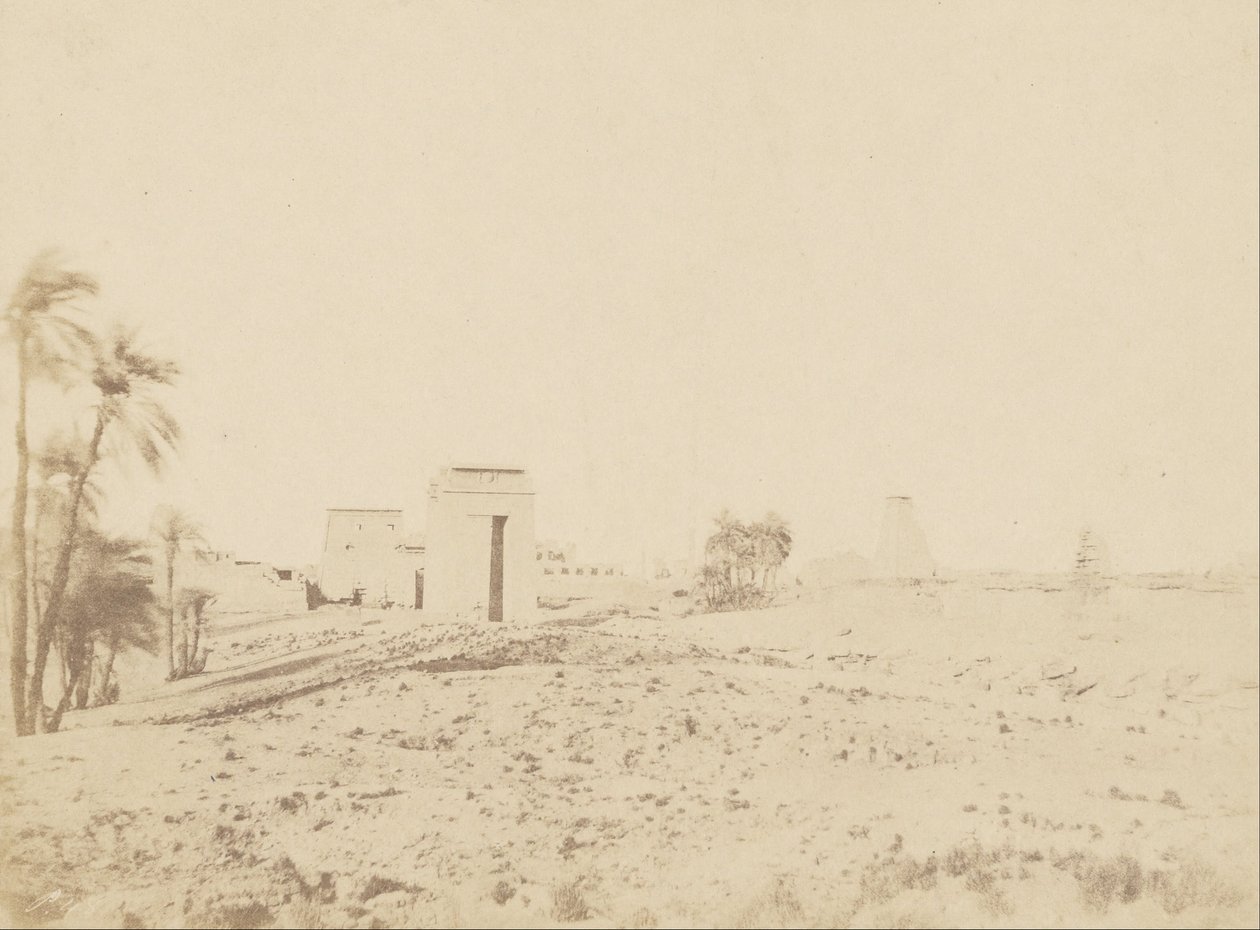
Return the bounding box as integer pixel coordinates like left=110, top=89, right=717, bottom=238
left=488, top=515, right=506, bottom=622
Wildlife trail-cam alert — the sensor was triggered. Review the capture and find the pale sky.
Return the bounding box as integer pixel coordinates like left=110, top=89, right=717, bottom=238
left=2, top=1, right=1257, bottom=574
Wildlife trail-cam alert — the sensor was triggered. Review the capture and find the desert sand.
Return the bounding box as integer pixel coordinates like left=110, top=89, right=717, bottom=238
left=2, top=576, right=1257, bottom=929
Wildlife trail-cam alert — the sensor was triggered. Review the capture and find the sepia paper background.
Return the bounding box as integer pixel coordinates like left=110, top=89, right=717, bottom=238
left=1, top=2, right=1257, bottom=928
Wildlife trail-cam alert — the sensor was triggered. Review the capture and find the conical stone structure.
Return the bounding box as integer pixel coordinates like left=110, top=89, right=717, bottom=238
left=873, top=496, right=935, bottom=579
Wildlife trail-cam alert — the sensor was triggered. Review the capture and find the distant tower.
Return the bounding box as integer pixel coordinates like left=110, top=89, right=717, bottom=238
left=873, top=496, right=935, bottom=579
left=1074, top=528, right=1111, bottom=580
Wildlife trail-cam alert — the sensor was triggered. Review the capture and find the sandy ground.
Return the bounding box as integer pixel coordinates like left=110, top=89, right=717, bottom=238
left=1, top=577, right=1257, bottom=929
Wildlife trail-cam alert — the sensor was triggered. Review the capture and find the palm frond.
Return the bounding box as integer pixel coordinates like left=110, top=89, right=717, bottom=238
left=5, top=253, right=99, bottom=391
left=92, top=325, right=183, bottom=473
left=150, top=505, right=208, bottom=551
left=6, top=249, right=99, bottom=317
left=34, top=431, right=92, bottom=480
left=57, top=526, right=160, bottom=654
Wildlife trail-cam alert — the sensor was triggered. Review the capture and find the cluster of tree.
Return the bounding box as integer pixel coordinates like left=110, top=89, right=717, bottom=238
left=696, top=509, right=792, bottom=612
left=4, top=251, right=203, bottom=736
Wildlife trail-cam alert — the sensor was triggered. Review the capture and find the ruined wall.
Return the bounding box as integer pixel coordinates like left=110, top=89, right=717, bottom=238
left=319, top=509, right=421, bottom=605
left=179, top=556, right=306, bottom=613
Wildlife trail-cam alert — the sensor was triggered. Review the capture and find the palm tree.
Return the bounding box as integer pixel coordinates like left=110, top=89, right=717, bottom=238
left=752, top=512, right=793, bottom=592
left=92, top=565, right=161, bottom=707
left=704, top=510, right=774, bottom=610
left=29, top=433, right=101, bottom=694
left=706, top=509, right=752, bottom=589
left=176, top=586, right=217, bottom=676
left=47, top=529, right=157, bottom=729
left=150, top=505, right=206, bottom=679
left=3, top=251, right=97, bottom=735
left=694, top=561, right=729, bottom=612
left=24, top=325, right=179, bottom=732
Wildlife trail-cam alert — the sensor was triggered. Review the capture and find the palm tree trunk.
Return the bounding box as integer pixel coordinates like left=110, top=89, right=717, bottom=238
left=166, top=555, right=176, bottom=679
left=56, top=629, right=68, bottom=695
left=74, top=638, right=94, bottom=710
left=9, top=340, right=31, bottom=735
left=32, top=508, right=53, bottom=691
left=25, top=409, right=105, bottom=734
left=29, top=502, right=42, bottom=616
left=46, top=663, right=86, bottom=734
left=188, top=611, right=202, bottom=671
left=95, top=641, right=117, bottom=705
